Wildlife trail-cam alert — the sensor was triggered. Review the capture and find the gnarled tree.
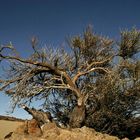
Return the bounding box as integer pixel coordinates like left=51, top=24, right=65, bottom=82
left=0, top=27, right=139, bottom=139
left=0, top=27, right=113, bottom=125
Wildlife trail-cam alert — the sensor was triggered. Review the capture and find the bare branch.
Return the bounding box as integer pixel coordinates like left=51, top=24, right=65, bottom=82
left=73, top=67, right=110, bottom=84
left=86, top=55, right=114, bottom=71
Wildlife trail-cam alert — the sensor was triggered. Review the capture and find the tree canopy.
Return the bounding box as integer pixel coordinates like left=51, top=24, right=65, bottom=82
left=0, top=26, right=140, bottom=139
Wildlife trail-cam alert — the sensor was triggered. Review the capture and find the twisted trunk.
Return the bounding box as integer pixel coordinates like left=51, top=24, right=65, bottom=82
left=69, top=94, right=88, bottom=128
left=69, top=104, right=86, bottom=128
left=21, top=105, right=52, bottom=125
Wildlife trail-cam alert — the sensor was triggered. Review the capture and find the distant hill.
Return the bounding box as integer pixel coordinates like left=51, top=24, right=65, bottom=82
left=0, top=115, right=25, bottom=122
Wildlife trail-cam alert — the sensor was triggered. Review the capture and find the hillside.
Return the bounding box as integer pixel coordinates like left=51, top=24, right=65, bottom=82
left=0, top=115, right=24, bottom=122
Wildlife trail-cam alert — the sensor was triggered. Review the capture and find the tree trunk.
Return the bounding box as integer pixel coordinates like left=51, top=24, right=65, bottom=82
left=20, top=105, right=52, bottom=126
left=69, top=104, right=86, bottom=128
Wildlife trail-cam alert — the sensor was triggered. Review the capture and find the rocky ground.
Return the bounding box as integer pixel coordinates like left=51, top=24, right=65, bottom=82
left=3, top=119, right=140, bottom=140
left=4, top=119, right=118, bottom=140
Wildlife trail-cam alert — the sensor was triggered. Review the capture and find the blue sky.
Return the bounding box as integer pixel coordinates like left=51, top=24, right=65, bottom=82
left=0, top=0, right=140, bottom=119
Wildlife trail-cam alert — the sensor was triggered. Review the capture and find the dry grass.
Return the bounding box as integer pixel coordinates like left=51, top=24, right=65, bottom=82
left=0, top=120, right=23, bottom=140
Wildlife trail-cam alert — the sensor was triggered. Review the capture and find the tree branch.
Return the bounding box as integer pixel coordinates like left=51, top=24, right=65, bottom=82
left=73, top=67, right=110, bottom=84
left=0, top=54, right=82, bottom=98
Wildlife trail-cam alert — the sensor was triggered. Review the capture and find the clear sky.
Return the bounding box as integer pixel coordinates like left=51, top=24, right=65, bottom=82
left=0, top=0, right=140, bottom=119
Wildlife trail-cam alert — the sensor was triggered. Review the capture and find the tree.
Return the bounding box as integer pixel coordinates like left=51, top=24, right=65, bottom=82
left=84, top=28, right=140, bottom=139
left=0, top=26, right=140, bottom=139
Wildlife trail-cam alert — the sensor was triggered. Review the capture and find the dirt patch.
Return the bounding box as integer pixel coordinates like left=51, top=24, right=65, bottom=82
left=1, top=119, right=140, bottom=140
left=0, top=120, right=23, bottom=139
left=5, top=121, right=120, bottom=140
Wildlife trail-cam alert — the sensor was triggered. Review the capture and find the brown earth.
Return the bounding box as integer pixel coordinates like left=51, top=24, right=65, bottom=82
left=5, top=121, right=120, bottom=140
left=0, top=120, right=23, bottom=140
left=1, top=117, right=140, bottom=140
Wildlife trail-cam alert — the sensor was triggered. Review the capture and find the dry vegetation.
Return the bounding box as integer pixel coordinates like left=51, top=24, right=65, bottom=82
left=0, top=26, right=139, bottom=139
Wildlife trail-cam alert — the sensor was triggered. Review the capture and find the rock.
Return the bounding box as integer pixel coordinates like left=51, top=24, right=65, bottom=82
left=27, top=119, right=42, bottom=137
left=122, top=138, right=129, bottom=140
left=13, top=119, right=42, bottom=137
left=7, top=133, right=41, bottom=140
left=4, top=132, right=13, bottom=139
left=5, top=119, right=140, bottom=140
left=135, top=138, right=140, bottom=140
left=42, top=125, right=119, bottom=140
left=42, top=122, right=60, bottom=139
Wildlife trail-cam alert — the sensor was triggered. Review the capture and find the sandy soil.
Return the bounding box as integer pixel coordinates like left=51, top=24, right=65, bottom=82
left=0, top=120, right=23, bottom=140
